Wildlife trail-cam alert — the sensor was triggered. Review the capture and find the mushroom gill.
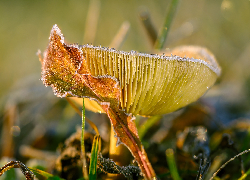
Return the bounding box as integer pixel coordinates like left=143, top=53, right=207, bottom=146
left=80, top=44, right=220, bottom=116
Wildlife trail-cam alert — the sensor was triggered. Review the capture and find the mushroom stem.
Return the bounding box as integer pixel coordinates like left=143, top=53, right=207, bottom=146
left=108, top=127, right=132, bottom=179
left=101, top=104, right=156, bottom=179
left=109, top=126, right=132, bottom=167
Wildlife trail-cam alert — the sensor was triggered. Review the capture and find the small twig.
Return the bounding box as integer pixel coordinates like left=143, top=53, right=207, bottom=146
left=0, top=161, right=34, bottom=180
left=209, top=149, right=250, bottom=180
left=196, top=157, right=203, bottom=180
left=196, top=154, right=211, bottom=180
left=212, top=134, right=245, bottom=175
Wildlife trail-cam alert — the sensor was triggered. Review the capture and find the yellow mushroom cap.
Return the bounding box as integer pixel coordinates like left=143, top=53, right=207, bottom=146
left=76, top=45, right=220, bottom=116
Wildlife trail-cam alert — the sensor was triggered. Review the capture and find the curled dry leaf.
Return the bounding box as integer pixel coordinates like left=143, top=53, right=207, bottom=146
left=40, top=24, right=220, bottom=179
left=40, top=26, right=120, bottom=108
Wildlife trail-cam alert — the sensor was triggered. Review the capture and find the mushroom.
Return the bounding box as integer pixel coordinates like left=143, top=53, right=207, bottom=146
left=75, top=45, right=220, bottom=116
left=40, top=24, right=221, bottom=179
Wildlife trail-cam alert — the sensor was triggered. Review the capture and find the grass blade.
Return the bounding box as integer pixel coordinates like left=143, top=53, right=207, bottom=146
left=66, top=97, right=100, bottom=135
left=89, top=135, right=101, bottom=180
left=166, top=148, right=182, bottom=180
left=239, top=167, right=250, bottom=180
left=154, top=0, right=180, bottom=50
left=81, top=98, right=89, bottom=180
left=28, top=167, right=64, bottom=180
left=109, top=21, right=130, bottom=49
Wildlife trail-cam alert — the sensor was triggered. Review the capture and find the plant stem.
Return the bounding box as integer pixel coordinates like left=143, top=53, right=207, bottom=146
left=154, top=0, right=180, bottom=50
left=81, top=98, right=89, bottom=179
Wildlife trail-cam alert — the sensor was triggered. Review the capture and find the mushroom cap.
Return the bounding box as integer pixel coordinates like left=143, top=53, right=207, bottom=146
left=77, top=45, right=220, bottom=116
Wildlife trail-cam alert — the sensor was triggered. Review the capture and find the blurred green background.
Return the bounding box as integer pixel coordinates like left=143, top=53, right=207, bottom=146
left=1, top=0, right=250, bottom=97
left=1, top=0, right=250, bottom=178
